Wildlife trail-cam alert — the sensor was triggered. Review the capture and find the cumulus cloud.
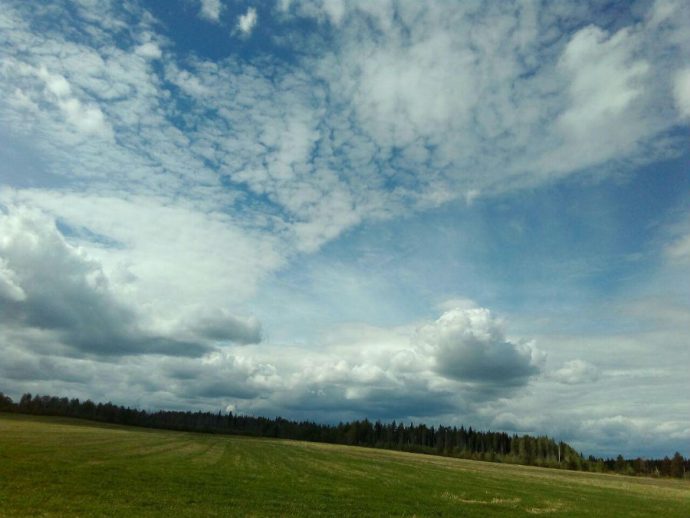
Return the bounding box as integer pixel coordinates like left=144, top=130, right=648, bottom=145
left=166, top=351, right=280, bottom=399
left=0, top=207, right=256, bottom=357
left=187, top=309, right=261, bottom=344
left=237, top=7, right=257, bottom=36
left=0, top=258, right=26, bottom=302
left=199, top=0, right=223, bottom=22
left=552, top=359, right=599, bottom=385
left=2, top=189, right=283, bottom=328
left=418, top=308, right=544, bottom=386
left=121, top=308, right=541, bottom=421
left=0, top=346, right=94, bottom=384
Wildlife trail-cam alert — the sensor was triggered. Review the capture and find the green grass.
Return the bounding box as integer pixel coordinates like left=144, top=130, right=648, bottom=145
left=0, top=414, right=688, bottom=516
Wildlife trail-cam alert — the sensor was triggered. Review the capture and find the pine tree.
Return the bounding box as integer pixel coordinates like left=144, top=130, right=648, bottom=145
left=670, top=452, right=685, bottom=478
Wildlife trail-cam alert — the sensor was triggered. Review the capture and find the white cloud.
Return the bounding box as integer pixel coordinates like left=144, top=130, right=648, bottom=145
left=199, top=0, right=223, bottom=22
left=0, top=207, right=172, bottom=356
left=303, top=0, right=687, bottom=201
left=664, top=213, right=690, bottom=265
left=667, top=234, right=690, bottom=263
left=489, top=323, right=690, bottom=456
left=0, top=258, right=26, bottom=302
left=673, top=68, right=690, bottom=118
left=2, top=189, right=284, bottom=327
left=36, top=66, right=112, bottom=137
left=237, top=7, right=258, bottom=36
left=134, top=42, right=162, bottom=60
left=0, top=206, right=265, bottom=356
left=188, top=308, right=542, bottom=415
left=552, top=359, right=599, bottom=385
left=284, top=0, right=351, bottom=26
left=418, top=308, right=544, bottom=386
left=0, top=303, right=540, bottom=422
left=187, top=309, right=261, bottom=344
left=549, top=26, right=650, bottom=168
left=3, top=0, right=683, bottom=261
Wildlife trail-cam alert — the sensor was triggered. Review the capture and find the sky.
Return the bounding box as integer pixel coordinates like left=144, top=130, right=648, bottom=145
left=0, top=0, right=689, bottom=459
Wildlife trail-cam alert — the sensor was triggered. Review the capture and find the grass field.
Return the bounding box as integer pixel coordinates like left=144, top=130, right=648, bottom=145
left=0, top=414, right=688, bottom=516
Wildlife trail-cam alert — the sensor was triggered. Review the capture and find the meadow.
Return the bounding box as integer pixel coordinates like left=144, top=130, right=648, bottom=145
left=0, top=413, right=688, bottom=517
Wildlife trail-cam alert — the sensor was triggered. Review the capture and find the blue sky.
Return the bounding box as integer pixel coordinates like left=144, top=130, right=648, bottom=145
left=0, top=0, right=689, bottom=458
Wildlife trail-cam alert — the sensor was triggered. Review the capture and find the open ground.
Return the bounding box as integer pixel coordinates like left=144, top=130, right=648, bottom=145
left=0, top=414, right=688, bottom=516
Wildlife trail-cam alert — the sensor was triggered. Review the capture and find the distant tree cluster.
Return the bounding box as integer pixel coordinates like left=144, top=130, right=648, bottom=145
left=1, top=392, right=686, bottom=478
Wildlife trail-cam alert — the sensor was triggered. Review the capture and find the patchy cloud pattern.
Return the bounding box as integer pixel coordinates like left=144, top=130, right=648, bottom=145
left=0, top=0, right=689, bottom=457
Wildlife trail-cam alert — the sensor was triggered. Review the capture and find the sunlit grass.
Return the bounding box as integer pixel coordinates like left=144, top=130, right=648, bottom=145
left=1, top=414, right=688, bottom=516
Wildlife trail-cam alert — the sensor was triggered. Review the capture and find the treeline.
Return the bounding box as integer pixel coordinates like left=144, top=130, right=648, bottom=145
left=1, top=392, right=687, bottom=478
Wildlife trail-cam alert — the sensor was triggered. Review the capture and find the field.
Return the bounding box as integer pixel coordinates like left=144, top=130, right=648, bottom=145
left=0, top=414, right=688, bottom=516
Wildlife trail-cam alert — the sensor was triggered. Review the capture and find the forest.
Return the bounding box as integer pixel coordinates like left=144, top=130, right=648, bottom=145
left=1, top=392, right=686, bottom=478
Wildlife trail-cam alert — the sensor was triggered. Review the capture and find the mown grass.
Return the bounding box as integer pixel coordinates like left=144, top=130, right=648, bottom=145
left=0, top=414, right=688, bottom=516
